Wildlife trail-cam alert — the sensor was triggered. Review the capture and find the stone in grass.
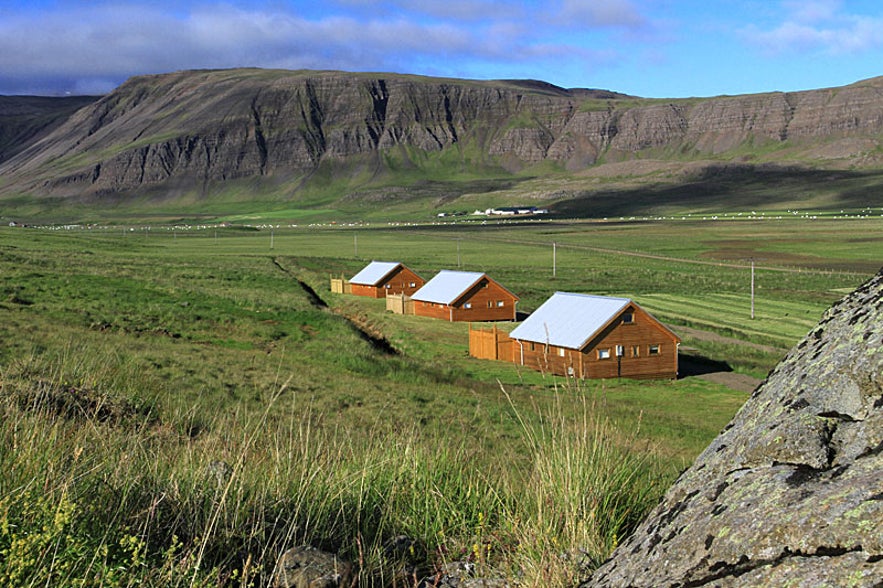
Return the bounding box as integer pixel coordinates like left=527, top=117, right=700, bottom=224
left=273, top=545, right=353, bottom=588
left=417, top=561, right=511, bottom=588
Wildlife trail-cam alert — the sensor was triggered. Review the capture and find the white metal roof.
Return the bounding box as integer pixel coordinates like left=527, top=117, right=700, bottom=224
left=411, top=270, right=486, bottom=304
left=349, top=261, right=402, bottom=286
left=509, top=292, right=632, bottom=349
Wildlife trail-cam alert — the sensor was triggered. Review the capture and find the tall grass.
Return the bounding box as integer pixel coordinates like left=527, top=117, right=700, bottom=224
left=500, top=381, right=662, bottom=585
left=0, top=349, right=662, bottom=587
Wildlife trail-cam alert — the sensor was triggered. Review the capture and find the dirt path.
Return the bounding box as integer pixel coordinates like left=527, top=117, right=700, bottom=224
left=696, top=370, right=763, bottom=393
left=674, top=325, right=783, bottom=393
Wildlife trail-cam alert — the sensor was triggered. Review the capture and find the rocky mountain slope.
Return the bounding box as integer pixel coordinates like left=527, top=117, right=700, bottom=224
left=3, top=69, right=883, bottom=216
left=581, top=268, right=883, bottom=587
left=0, top=95, right=98, bottom=164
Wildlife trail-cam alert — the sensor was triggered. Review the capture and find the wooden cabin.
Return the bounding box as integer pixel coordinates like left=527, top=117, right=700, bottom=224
left=411, top=270, right=519, bottom=322
left=507, top=292, right=680, bottom=379
left=348, top=261, right=425, bottom=299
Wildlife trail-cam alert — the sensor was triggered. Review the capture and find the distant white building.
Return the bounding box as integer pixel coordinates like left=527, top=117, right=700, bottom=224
left=481, top=206, right=549, bottom=216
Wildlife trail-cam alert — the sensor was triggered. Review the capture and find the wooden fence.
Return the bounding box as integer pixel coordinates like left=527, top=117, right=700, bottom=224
left=330, top=277, right=352, bottom=294
left=386, top=293, right=414, bottom=315
left=468, top=325, right=515, bottom=362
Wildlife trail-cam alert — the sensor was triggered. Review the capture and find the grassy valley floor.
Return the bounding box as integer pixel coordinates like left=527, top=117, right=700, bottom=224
left=0, top=216, right=876, bottom=586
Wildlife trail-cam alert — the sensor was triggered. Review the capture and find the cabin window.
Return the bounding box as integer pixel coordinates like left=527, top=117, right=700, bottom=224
left=631, top=345, right=640, bottom=358
left=496, top=300, right=505, bottom=307
left=622, top=312, right=634, bottom=324
left=385, top=284, right=391, bottom=289
left=464, top=302, right=472, bottom=309
left=558, top=347, right=566, bottom=357
left=487, top=300, right=493, bottom=308
left=616, top=345, right=624, bottom=357
left=598, top=348, right=611, bottom=359
left=409, top=282, right=416, bottom=288
left=649, top=344, right=660, bottom=355
left=529, top=342, right=536, bottom=351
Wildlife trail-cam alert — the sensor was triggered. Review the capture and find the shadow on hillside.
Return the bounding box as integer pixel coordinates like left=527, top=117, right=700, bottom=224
left=678, top=352, right=733, bottom=378
left=550, top=165, right=883, bottom=218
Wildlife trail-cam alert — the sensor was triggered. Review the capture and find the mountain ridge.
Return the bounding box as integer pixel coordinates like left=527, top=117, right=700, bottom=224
left=2, top=68, right=883, bottom=220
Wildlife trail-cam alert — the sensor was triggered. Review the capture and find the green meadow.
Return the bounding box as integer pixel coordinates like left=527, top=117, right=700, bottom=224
left=0, top=216, right=878, bottom=586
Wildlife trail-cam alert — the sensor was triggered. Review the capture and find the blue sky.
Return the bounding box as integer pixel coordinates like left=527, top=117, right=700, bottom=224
left=2, top=0, right=883, bottom=97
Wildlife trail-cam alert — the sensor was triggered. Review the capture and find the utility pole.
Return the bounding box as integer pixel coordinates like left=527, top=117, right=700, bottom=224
left=553, top=242, right=557, bottom=278
left=270, top=228, right=275, bottom=250
left=750, top=259, right=755, bottom=320
left=457, top=238, right=461, bottom=268
left=354, top=234, right=358, bottom=257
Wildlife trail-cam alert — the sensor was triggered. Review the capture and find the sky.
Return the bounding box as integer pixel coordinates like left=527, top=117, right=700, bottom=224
left=2, top=0, right=883, bottom=98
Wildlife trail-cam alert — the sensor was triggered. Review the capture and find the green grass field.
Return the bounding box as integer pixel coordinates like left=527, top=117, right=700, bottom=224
left=0, top=217, right=878, bottom=586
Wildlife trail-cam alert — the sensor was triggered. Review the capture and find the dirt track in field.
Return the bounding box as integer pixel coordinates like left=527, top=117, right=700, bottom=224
left=689, top=367, right=763, bottom=394
left=675, top=325, right=784, bottom=393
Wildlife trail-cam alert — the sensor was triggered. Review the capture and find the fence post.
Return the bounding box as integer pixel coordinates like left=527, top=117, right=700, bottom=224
left=492, top=325, right=498, bottom=360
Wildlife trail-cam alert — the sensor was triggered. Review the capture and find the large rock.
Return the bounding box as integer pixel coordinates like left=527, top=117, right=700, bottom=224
left=581, top=269, right=883, bottom=587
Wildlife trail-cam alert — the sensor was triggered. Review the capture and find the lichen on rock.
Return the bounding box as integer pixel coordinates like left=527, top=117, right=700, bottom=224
left=581, top=268, right=883, bottom=588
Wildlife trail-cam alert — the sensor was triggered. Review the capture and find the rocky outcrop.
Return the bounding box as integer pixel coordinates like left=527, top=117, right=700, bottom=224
left=581, top=268, right=883, bottom=587
left=4, top=70, right=883, bottom=202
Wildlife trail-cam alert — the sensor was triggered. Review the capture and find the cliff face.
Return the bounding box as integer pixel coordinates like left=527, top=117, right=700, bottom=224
left=3, top=69, right=883, bottom=201
left=0, top=70, right=579, bottom=195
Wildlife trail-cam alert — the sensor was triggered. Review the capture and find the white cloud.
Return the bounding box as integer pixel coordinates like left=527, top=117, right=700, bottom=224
left=377, top=0, right=526, bottom=22
left=553, top=0, right=648, bottom=29
left=0, top=3, right=482, bottom=92
left=744, top=1, right=883, bottom=54
left=0, top=0, right=645, bottom=94
left=782, top=0, right=841, bottom=24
